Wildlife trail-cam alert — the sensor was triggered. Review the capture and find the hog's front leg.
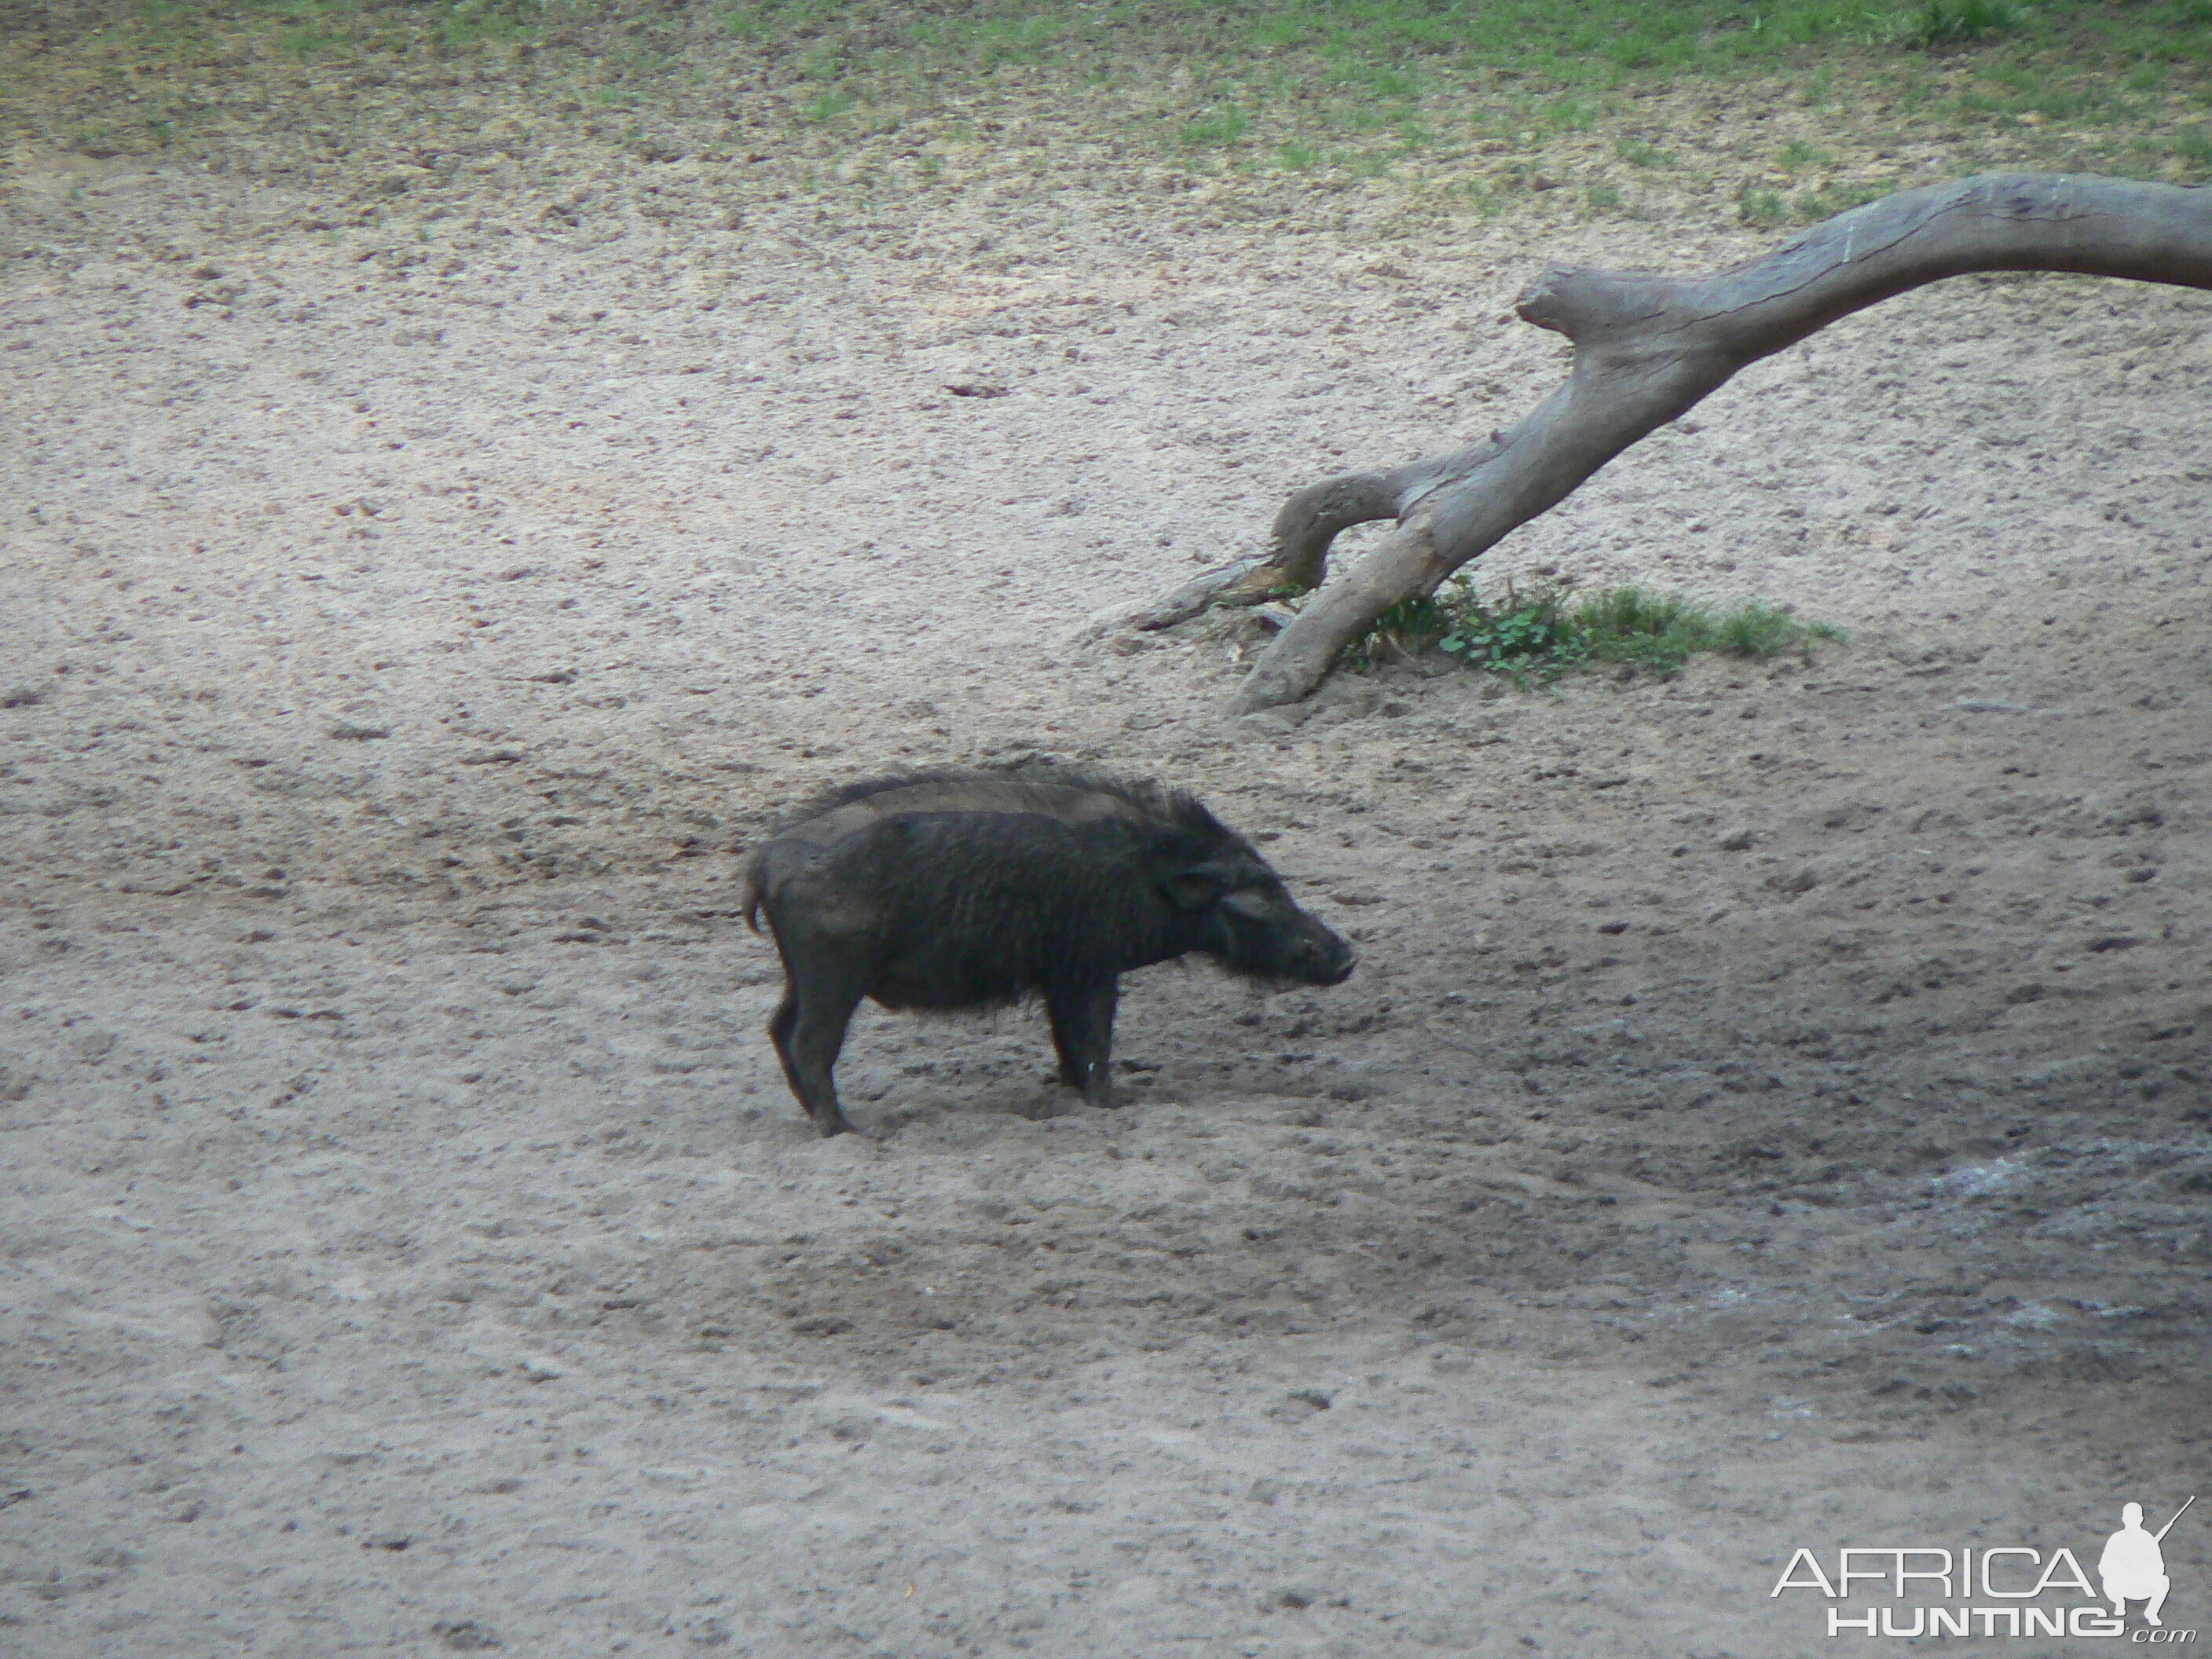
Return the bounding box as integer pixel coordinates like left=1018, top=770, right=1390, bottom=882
left=1046, top=977, right=1119, bottom=1109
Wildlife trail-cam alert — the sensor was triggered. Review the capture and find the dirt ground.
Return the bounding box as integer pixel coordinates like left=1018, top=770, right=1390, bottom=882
left=2, top=113, right=2209, bottom=1658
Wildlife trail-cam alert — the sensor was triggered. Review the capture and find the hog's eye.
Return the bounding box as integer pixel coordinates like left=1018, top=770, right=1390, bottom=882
left=1221, top=888, right=1275, bottom=919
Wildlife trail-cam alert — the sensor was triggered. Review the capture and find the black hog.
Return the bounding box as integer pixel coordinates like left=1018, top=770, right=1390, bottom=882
left=742, top=768, right=1355, bottom=1137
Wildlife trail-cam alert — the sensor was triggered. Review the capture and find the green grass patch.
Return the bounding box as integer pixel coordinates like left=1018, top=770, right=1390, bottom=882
left=279, top=23, right=350, bottom=55
left=1180, top=107, right=1251, bottom=148
left=1338, top=580, right=1843, bottom=683
left=1792, top=178, right=1897, bottom=218
left=1738, top=183, right=1789, bottom=225
left=1911, top=0, right=2023, bottom=48
left=1540, top=93, right=1602, bottom=133
left=23, top=0, right=2212, bottom=201
left=435, top=0, right=539, bottom=47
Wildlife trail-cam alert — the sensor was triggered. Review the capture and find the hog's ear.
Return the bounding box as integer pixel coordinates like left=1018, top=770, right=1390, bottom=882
left=1160, top=864, right=1229, bottom=910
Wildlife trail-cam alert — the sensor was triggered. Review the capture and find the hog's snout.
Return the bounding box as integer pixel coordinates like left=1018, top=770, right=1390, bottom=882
left=1306, top=932, right=1358, bottom=986
left=1203, top=883, right=1358, bottom=987
left=1289, top=925, right=1357, bottom=986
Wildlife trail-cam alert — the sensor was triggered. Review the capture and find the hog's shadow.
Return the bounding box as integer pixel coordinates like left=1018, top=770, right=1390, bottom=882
left=770, top=961, right=1344, bottom=1134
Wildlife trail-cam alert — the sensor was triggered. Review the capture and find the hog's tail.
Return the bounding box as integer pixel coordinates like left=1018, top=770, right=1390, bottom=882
left=739, top=851, right=765, bottom=932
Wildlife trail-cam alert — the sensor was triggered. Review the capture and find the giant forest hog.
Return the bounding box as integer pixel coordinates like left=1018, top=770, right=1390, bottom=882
left=743, top=768, right=1356, bottom=1137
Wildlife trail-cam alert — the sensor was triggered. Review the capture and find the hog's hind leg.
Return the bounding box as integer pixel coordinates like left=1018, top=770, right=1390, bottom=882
left=767, top=991, right=806, bottom=1115
left=772, top=961, right=870, bottom=1138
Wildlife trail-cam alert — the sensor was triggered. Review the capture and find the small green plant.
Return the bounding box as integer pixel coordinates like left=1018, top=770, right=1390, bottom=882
left=1912, top=0, right=2020, bottom=47
left=1276, top=139, right=1319, bottom=170
left=137, top=0, right=200, bottom=31
left=436, top=0, right=539, bottom=48
left=1541, top=94, right=1601, bottom=133
left=1344, top=591, right=1459, bottom=670
left=280, top=22, right=348, bottom=54
left=1180, top=107, right=1249, bottom=147
left=1339, top=580, right=1843, bottom=684
left=1585, top=182, right=1622, bottom=212
left=1714, top=601, right=1840, bottom=658
left=968, top=13, right=1063, bottom=68
left=1437, top=583, right=1590, bottom=683
left=1775, top=137, right=1833, bottom=170
left=1793, top=180, right=1894, bottom=219
left=1391, top=115, right=1437, bottom=154
left=1614, top=137, right=1674, bottom=167
left=1566, top=584, right=1710, bottom=671
left=1738, top=184, right=1789, bottom=225
left=1446, top=174, right=1517, bottom=217
left=794, top=41, right=841, bottom=80
left=2176, top=126, right=2212, bottom=174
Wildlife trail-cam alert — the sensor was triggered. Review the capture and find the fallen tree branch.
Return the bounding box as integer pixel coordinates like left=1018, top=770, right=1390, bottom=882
left=1203, top=173, right=2212, bottom=711
left=1130, top=468, right=1451, bottom=632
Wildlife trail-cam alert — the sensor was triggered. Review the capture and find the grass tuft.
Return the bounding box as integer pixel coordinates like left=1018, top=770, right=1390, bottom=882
left=1911, top=0, right=2023, bottom=48
left=1737, top=184, right=1789, bottom=225
left=1793, top=179, right=1897, bottom=219
left=1180, top=107, right=1250, bottom=148
left=1335, top=580, right=1844, bottom=684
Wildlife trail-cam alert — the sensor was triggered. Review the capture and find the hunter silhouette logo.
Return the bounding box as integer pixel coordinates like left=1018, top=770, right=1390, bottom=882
left=1771, top=1496, right=2197, bottom=1640
left=2102, top=1498, right=2192, bottom=1629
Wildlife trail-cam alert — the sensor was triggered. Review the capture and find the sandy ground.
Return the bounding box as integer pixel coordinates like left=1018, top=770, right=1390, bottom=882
left=2, top=132, right=2210, bottom=1657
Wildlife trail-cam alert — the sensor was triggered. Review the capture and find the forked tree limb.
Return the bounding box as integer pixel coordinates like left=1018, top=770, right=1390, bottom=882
left=1203, top=174, right=2212, bottom=711
left=1131, top=470, right=1436, bottom=629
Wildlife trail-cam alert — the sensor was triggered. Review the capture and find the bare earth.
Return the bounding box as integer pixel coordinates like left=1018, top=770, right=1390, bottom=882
left=2, top=137, right=2209, bottom=1657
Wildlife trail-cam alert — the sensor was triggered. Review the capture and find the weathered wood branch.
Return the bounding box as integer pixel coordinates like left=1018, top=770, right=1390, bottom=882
left=1209, top=173, right=2212, bottom=711
left=1130, top=468, right=1439, bottom=630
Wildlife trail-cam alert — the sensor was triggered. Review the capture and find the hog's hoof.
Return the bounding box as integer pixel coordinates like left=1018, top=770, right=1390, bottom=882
left=1048, top=1082, right=1119, bottom=1112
